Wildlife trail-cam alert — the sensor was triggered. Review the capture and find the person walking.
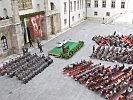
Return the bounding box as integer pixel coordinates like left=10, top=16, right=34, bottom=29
left=37, top=39, right=40, bottom=48
left=29, top=39, right=34, bottom=47
left=39, top=44, right=43, bottom=53
left=93, top=45, right=95, bottom=53
left=114, top=31, right=116, bottom=35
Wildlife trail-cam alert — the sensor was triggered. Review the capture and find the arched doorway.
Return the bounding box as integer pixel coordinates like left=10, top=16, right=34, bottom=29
left=1, top=36, right=8, bottom=51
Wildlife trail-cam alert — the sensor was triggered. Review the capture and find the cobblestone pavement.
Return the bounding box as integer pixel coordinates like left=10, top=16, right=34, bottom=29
left=0, top=20, right=133, bottom=100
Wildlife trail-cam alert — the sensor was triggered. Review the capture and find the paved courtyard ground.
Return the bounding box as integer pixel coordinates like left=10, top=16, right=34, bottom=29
left=0, top=20, right=133, bottom=100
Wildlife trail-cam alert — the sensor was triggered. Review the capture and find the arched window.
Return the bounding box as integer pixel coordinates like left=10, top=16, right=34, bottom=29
left=50, top=2, right=55, bottom=10
left=1, top=36, right=8, bottom=51
left=3, top=8, right=8, bottom=17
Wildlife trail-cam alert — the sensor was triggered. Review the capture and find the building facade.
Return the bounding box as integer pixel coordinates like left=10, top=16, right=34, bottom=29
left=0, top=0, right=62, bottom=56
left=0, top=0, right=23, bottom=57
left=59, top=0, right=85, bottom=31
left=86, top=0, right=133, bottom=24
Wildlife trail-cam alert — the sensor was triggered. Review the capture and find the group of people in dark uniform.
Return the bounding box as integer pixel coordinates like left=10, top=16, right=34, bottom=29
left=0, top=52, right=53, bottom=84
left=90, top=45, right=133, bottom=64
left=63, top=60, right=133, bottom=100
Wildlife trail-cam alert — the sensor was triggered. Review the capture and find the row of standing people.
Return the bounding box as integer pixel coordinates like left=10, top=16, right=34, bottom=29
left=23, top=39, right=43, bottom=55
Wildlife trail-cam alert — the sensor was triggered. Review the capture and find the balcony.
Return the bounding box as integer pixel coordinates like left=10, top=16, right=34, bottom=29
left=0, top=18, right=12, bottom=27
left=47, top=9, right=59, bottom=16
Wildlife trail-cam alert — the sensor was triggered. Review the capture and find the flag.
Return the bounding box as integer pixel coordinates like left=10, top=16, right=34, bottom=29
left=30, top=16, right=38, bottom=36
left=30, top=15, right=43, bottom=37
left=22, top=18, right=29, bottom=43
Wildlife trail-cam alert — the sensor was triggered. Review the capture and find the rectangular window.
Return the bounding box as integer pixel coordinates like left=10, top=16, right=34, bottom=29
left=121, top=2, right=125, bottom=8
left=82, top=0, right=83, bottom=8
left=17, top=0, right=32, bottom=10
left=78, top=14, right=80, bottom=18
left=106, top=12, right=110, bottom=16
left=111, top=1, right=115, bottom=8
left=64, top=19, right=67, bottom=25
left=94, top=0, right=98, bottom=8
left=64, top=2, right=67, bottom=14
left=80, top=0, right=82, bottom=9
left=94, top=11, right=98, bottom=16
left=72, top=16, right=74, bottom=21
left=70, top=1, right=72, bottom=12
left=74, top=1, right=76, bottom=11
left=87, top=0, right=91, bottom=7
left=102, top=0, right=106, bottom=8
left=77, top=0, right=79, bottom=10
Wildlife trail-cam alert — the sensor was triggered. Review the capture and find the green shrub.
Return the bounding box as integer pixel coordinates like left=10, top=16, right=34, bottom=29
left=60, top=41, right=84, bottom=59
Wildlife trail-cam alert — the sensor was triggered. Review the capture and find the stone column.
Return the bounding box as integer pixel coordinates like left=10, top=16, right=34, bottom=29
left=57, top=13, right=61, bottom=33
left=43, top=0, right=50, bottom=39
left=11, top=0, right=24, bottom=54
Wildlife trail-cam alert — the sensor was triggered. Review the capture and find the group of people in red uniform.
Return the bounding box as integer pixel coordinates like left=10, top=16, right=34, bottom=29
left=63, top=60, right=133, bottom=100
left=92, top=33, right=133, bottom=48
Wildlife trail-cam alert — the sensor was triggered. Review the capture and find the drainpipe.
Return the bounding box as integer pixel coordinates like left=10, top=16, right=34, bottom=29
left=85, top=0, right=87, bottom=19
left=69, top=0, right=71, bottom=28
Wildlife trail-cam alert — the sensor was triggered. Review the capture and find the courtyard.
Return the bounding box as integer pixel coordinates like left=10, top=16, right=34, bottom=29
left=0, top=20, right=133, bottom=100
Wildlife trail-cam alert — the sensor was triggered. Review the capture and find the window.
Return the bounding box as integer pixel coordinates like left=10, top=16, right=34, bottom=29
left=111, top=1, right=115, bottom=8
left=64, top=2, right=67, bottom=14
left=94, top=11, right=98, bottom=16
left=72, top=16, right=74, bottom=21
left=50, top=2, right=55, bottom=10
left=94, top=0, right=98, bottom=8
left=106, top=12, right=110, bottom=16
left=78, top=14, right=80, bottom=18
left=74, top=1, right=76, bottom=11
left=70, top=1, right=72, bottom=12
left=80, top=0, right=82, bottom=9
left=1, top=36, right=8, bottom=51
left=37, top=4, right=40, bottom=11
left=121, top=2, right=125, bottom=8
left=64, top=19, right=67, bottom=25
left=87, top=0, right=91, bottom=8
left=17, top=0, right=32, bottom=10
left=82, top=0, right=84, bottom=8
left=77, top=0, right=79, bottom=10
left=102, top=0, right=106, bottom=8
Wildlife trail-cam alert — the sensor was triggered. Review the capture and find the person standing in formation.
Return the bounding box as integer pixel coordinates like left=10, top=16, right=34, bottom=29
left=39, top=43, right=43, bottom=53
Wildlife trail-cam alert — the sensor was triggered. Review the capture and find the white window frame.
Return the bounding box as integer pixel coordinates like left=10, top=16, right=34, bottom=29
left=102, top=0, right=106, bottom=8
left=106, top=12, right=110, bottom=16
left=64, top=2, right=67, bottom=14
left=74, top=1, right=76, bottom=11
left=94, top=0, right=98, bottom=8
left=111, top=1, right=115, bottom=8
left=121, top=2, right=125, bottom=8
left=94, top=11, right=98, bottom=16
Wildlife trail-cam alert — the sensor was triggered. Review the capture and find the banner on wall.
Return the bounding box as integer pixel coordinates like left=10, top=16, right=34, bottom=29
left=21, top=18, right=29, bottom=44
left=30, top=15, right=43, bottom=37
